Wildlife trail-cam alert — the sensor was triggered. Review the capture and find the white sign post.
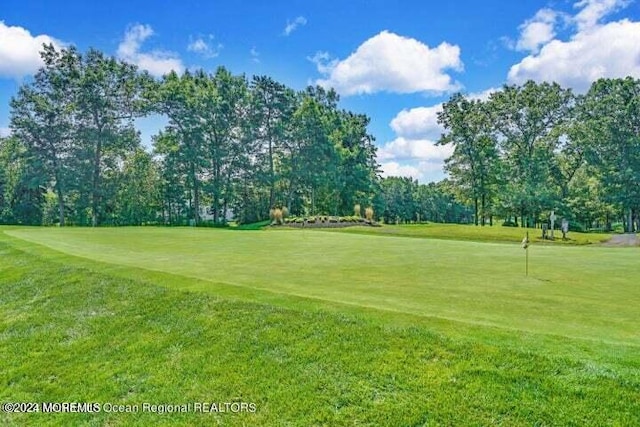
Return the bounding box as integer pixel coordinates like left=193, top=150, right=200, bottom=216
left=561, top=219, right=569, bottom=240
left=549, top=210, right=556, bottom=240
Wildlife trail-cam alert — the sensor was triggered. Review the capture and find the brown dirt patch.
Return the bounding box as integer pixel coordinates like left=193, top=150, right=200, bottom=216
left=601, top=233, right=640, bottom=247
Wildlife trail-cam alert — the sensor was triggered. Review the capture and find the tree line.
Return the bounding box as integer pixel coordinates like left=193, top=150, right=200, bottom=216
left=1, top=45, right=380, bottom=226
left=1, top=45, right=638, bottom=231
left=436, top=79, right=640, bottom=233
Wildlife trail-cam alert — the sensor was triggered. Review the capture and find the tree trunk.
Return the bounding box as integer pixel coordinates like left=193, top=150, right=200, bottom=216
left=628, top=208, right=633, bottom=233
left=191, top=161, right=199, bottom=226
left=474, top=197, right=479, bottom=226
left=53, top=171, right=65, bottom=226
left=223, top=200, right=228, bottom=223
left=91, top=138, right=102, bottom=227
left=481, top=193, right=486, bottom=226
left=269, top=137, right=275, bottom=209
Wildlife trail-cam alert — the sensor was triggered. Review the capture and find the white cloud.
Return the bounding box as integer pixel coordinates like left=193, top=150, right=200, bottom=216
left=390, top=106, right=443, bottom=140
left=384, top=104, right=450, bottom=182
left=381, top=85, right=499, bottom=183
left=0, top=127, right=11, bottom=138
left=377, top=137, right=453, bottom=163
left=283, top=16, right=307, bottom=36
left=117, top=24, right=184, bottom=77
left=308, top=51, right=338, bottom=74
left=515, top=8, right=559, bottom=53
left=388, top=87, right=499, bottom=142
left=466, top=87, right=501, bottom=102
left=508, top=19, right=640, bottom=91
left=379, top=161, right=423, bottom=180
left=187, top=35, right=222, bottom=58
left=313, top=30, right=463, bottom=96
left=573, top=0, right=630, bottom=30
left=0, top=21, right=64, bottom=78
left=378, top=159, right=448, bottom=182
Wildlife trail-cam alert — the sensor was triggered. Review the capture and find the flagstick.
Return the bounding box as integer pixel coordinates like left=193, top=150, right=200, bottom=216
left=522, top=231, right=529, bottom=277
left=526, top=231, right=529, bottom=277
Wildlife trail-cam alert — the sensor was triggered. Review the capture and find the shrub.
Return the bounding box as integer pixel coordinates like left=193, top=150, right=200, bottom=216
left=365, top=207, right=374, bottom=221
left=354, top=204, right=361, bottom=217
left=273, top=208, right=283, bottom=225
left=281, top=206, right=289, bottom=219
left=269, top=209, right=275, bottom=221
left=569, top=222, right=586, bottom=232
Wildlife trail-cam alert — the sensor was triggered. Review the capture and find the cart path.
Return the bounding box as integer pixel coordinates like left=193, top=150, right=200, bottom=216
left=602, top=233, right=639, bottom=247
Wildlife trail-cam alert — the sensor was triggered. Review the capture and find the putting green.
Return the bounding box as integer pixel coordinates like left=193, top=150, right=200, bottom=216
left=5, top=227, right=639, bottom=345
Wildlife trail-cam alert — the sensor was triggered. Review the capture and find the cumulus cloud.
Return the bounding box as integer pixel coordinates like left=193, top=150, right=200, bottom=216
left=187, top=35, right=222, bottom=58
left=308, top=51, right=338, bottom=74
left=283, top=16, right=307, bottom=36
left=508, top=19, right=640, bottom=91
left=388, top=87, right=499, bottom=143
left=378, top=161, right=423, bottom=180
left=466, top=87, right=501, bottom=102
left=507, top=0, right=640, bottom=91
left=0, top=21, right=64, bottom=78
left=573, top=0, right=630, bottom=30
left=515, top=8, right=560, bottom=53
left=390, top=106, right=443, bottom=141
left=380, top=85, right=500, bottom=182
left=117, top=24, right=184, bottom=77
left=313, top=30, right=463, bottom=96
left=378, top=159, right=450, bottom=182
left=382, top=103, right=449, bottom=182
left=377, top=137, right=453, bottom=163
left=377, top=136, right=453, bottom=181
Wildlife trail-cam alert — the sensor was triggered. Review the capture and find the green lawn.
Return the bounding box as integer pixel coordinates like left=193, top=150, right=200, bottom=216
left=1, top=225, right=638, bottom=425
left=324, top=222, right=612, bottom=245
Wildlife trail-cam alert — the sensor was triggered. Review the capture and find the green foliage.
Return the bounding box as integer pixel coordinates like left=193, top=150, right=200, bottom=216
left=379, top=178, right=472, bottom=224
left=9, top=44, right=150, bottom=227
left=489, top=81, right=574, bottom=224
left=0, top=136, right=45, bottom=225
left=3, top=43, right=640, bottom=232
left=112, top=149, right=162, bottom=225
left=581, top=77, right=640, bottom=232
left=438, top=93, right=499, bottom=225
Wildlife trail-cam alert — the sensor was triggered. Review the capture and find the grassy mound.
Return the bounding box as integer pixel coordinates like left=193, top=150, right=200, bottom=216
left=328, top=222, right=612, bottom=245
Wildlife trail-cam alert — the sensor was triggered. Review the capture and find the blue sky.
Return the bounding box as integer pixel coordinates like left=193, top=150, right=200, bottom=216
left=1, top=0, right=639, bottom=182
